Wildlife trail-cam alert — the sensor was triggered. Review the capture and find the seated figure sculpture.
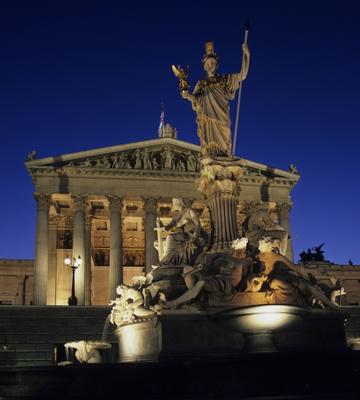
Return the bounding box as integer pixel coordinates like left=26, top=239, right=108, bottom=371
left=156, top=198, right=206, bottom=265
left=163, top=254, right=246, bottom=309
left=159, top=232, right=338, bottom=310
left=242, top=209, right=288, bottom=256
left=245, top=237, right=339, bottom=309
left=135, top=206, right=338, bottom=311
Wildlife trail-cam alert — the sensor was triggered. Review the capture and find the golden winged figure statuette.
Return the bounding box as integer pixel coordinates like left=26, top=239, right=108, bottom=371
left=171, top=64, right=190, bottom=92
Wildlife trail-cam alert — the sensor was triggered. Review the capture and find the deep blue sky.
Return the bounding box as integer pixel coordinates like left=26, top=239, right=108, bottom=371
left=1, top=1, right=359, bottom=263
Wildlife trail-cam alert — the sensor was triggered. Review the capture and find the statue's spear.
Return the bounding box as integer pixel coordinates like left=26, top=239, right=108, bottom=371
left=232, top=20, right=250, bottom=157
left=154, top=218, right=164, bottom=261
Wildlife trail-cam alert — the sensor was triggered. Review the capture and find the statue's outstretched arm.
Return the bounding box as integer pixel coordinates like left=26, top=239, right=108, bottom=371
left=181, top=90, right=197, bottom=112
left=165, top=215, right=181, bottom=231
left=181, top=91, right=195, bottom=102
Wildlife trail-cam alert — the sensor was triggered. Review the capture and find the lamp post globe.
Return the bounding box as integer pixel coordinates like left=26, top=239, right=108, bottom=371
left=64, top=256, right=81, bottom=306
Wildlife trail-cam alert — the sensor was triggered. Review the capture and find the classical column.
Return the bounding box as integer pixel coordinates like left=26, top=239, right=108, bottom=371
left=85, top=214, right=92, bottom=305
left=276, top=202, right=294, bottom=261
left=33, top=192, right=51, bottom=305
left=71, top=194, right=87, bottom=305
left=108, top=195, right=123, bottom=300
left=143, top=197, right=158, bottom=274
left=48, top=215, right=60, bottom=305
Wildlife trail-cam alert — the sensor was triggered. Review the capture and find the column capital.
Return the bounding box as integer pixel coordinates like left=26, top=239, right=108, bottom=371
left=240, top=201, right=267, bottom=216
left=107, top=195, right=124, bottom=211
left=143, top=197, right=158, bottom=213
left=276, top=202, right=293, bottom=216
left=71, top=194, right=88, bottom=212
left=33, top=192, right=51, bottom=211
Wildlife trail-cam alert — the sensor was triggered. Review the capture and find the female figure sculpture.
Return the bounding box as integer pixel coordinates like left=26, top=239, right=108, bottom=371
left=180, top=42, right=250, bottom=158
left=159, top=198, right=203, bottom=265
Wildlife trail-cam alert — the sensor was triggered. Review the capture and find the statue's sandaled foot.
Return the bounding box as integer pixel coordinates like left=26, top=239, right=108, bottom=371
left=153, top=292, right=176, bottom=310
left=163, top=301, right=178, bottom=310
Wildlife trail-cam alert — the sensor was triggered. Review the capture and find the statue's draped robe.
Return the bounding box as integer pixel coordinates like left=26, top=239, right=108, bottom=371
left=161, top=209, right=201, bottom=265
left=193, top=73, right=241, bottom=157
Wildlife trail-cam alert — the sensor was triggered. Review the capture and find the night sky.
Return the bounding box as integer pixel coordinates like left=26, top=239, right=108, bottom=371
left=1, top=1, right=359, bottom=264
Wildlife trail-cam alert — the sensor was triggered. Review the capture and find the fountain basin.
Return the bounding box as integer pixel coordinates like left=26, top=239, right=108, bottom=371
left=210, top=305, right=347, bottom=353
left=64, top=340, right=112, bottom=364
left=115, top=318, right=162, bottom=363
left=211, top=305, right=305, bottom=333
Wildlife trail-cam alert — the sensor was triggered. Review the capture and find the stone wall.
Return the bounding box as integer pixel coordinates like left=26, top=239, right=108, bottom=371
left=0, top=260, right=34, bottom=305
left=304, top=262, right=360, bottom=305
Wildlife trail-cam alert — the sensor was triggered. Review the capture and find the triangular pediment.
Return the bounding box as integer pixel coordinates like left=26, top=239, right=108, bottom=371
left=25, top=137, right=299, bottom=183
left=26, top=138, right=202, bottom=173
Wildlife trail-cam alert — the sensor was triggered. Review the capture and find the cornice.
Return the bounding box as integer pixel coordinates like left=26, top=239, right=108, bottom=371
left=25, top=139, right=300, bottom=185
left=27, top=166, right=297, bottom=188
left=27, top=165, right=201, bottom=181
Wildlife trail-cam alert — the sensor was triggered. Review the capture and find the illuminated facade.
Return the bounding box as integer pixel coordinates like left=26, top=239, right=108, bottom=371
left=23, top=131, right=300, bottom=305
left=1, top=131, right=359, bottom=306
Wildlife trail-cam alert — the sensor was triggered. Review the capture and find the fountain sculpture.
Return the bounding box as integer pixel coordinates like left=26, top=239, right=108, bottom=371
left=106, top=40, right=346, bottom=361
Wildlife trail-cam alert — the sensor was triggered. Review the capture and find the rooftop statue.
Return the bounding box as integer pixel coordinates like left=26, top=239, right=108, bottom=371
left=26, top=150, right=36, bottom=161
left=173, top=41, right=250, bottom=158
left=299, top=243, right=327, bottom=263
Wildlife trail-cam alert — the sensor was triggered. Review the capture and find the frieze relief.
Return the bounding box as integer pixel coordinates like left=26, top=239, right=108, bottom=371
left=93, top=236, right=110, bottom=248
left=65, top=215, right=74, bottom=227
left=63, top=146, right=201, bottom=173
left=49, top=214, right=62, bottom=226
left=123, top=233, right=145, bottom=248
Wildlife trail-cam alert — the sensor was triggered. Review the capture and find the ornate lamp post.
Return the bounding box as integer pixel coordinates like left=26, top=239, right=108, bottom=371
left=64, top=255, right=82, bottom=306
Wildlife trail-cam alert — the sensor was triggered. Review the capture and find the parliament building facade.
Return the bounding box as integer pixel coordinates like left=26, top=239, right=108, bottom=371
left=1, top=128, right=360, bottom=306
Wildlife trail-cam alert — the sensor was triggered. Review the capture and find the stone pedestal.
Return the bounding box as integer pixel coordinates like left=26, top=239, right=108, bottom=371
left=196, top=158, right=246, bottom=251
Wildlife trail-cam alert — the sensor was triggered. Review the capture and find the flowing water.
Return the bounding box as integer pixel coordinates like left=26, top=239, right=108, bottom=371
left=101, top=314, right=111, bottom=343
left=64, top=343, right=70, bottom=361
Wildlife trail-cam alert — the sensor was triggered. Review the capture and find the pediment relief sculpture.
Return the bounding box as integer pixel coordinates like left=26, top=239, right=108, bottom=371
left=60, top=146, right=201, bottom=173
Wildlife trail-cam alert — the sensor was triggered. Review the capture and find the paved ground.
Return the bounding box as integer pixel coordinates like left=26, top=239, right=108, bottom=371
left=1, top=350, right=360, bottom=399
